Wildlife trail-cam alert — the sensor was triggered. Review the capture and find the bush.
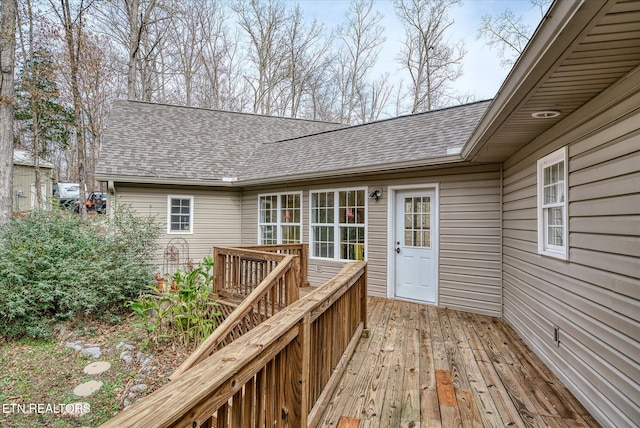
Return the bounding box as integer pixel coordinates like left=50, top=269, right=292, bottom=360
left=127, top=256, right=220, bottom=349
left=0, top=206, right=160, bottom=339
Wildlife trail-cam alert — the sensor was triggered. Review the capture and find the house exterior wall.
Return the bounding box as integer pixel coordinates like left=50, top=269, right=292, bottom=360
left=241, top=164, right=503, bottom=317
left=501, top=72, right=640, bottom=426
left=12, top=164, right=53, bottom=211
left=111, top=184, right=243, bottom=269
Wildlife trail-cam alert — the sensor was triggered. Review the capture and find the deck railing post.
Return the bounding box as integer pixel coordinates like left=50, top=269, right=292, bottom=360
left=300, top=243, right=309, bottom=287
left=213, top=247, right=223, bottom=294
left=288, top=257, right=301, bottom=305
left=361, top=267, right=368, bottom=330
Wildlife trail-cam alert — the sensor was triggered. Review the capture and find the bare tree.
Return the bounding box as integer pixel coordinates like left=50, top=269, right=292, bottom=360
left=125, top=0, right=156, bottom=100
left=49, top=0, right=95, bottom=219
left=280, top=4, right=331, bottom=118
left=357, top=73, right=393, bottom=123
left=477, top=0, right=551, bottom=69
left=395, top=0, right=465, bottom=112
left=307, top=66, right=340, bottom=122
left=0, top=0, right=17, bottom=225
left=233, top=0, right=289, bottom=115
left=166, top=0, right=203, bottom=106
left=95, top=0, right=170, bottom=101
left=334, top=0, right=385, bottom=124
left=77, top=32, right=118, bottom=188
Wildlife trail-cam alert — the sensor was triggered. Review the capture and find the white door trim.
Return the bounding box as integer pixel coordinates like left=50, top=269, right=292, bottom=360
left=386, top=183, right=439, bottom=304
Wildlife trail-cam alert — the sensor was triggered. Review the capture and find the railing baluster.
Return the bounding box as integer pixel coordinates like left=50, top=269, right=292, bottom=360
left=231, top=389, right=242, bottom=426
left=218, top=402, right=228, bottom=427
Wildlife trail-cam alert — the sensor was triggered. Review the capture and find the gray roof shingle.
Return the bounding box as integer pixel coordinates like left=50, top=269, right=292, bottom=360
left=241, top=100, right=491, bottom=181
left=96, top=100, right=345, bottom=182
left=96, top=99, right=490, bottom=184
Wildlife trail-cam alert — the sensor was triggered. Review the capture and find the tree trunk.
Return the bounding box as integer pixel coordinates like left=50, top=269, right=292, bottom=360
left=61, top=0, right=87, bottom=219
left=126, top=0, right=140, bottom=99
left=0, top=0, right=17, bottom=225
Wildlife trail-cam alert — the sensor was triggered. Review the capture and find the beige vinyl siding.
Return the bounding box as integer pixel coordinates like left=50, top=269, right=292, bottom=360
left=12, top=165, right=53, bottom=211
left=502, top=75, right=640, bottom=427
left=113, top=184, right=242, bottom=267
left=241, top=165, right=503, bottom=316
left=439, top=176, right=502, bottom=316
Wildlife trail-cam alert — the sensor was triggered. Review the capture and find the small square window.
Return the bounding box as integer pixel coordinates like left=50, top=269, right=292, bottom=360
left=537, top=148, right=567, bottom=259
left=167, top=196, right=193, bottom=234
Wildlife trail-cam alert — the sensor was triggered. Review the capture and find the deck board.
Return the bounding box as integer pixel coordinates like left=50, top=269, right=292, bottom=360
left=316, top=297, right=600, bottom=427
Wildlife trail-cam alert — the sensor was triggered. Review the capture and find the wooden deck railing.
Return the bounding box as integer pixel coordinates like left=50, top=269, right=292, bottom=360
left=100, top=261, right=367, bottom=428
left=240, top=244, right=309, bottom=287
left=213, top=246, right=302, bottom=301
left=171, top=253, right=299, bottom=379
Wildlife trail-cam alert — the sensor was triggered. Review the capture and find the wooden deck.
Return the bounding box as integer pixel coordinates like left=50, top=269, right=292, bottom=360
left=317, top=297, right=600, bottom=427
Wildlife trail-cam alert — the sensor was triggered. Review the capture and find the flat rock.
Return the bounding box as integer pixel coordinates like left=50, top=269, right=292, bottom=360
left=73, top=380, right=103, bottom=397
left=65, top=341, right=83, bottom=352
left=130, top=384, right=147, bottom=393
left=81, top=347, right=102, bottom=359
left=116, top=341, right=135, bottom=351
left=120, top=350, right=133, bottom=366
left=140, top=356, right=153, bottom=372
left=83, top=361, right=111, bottom=375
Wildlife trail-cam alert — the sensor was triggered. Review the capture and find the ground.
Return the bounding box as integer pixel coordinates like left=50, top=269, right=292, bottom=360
left=0, top=316, right=191, bottom=427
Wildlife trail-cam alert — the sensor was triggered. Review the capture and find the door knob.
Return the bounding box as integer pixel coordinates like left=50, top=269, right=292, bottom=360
left=395, top=248, right=401, bottom=254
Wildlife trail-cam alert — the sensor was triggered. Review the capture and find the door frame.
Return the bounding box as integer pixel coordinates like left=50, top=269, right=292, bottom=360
left=386, top=183, right=440, bottom=304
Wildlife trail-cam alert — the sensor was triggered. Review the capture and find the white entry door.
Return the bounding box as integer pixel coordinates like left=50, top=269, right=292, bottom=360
left=393, top=189, right=437, bottom=303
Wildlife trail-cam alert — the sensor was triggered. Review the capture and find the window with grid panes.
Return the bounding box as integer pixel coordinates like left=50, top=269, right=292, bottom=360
left=167, top=196, right=193, bottom=234
left=537, top=147, right=568, bottom=259
left=311, top=189, right=366, bottom=261
left=258, top=193, right=301, bottom=245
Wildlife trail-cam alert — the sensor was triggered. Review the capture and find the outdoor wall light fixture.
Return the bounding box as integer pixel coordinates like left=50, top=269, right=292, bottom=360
left=369, top=188, right=382, bottom=201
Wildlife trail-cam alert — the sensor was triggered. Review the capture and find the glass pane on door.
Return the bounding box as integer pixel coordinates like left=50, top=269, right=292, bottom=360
left=403, top=197, right=431, bottom=248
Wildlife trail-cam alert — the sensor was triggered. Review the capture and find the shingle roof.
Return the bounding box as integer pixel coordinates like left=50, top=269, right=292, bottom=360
left=96, top=100, right=345, bottom=182
left=96, top=99, right=491, bottom=185
left=241, top=100, right=491, bottom=181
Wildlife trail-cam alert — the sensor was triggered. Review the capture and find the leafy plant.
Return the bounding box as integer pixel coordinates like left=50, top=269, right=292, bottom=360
left=127, top=256, right=220, bottom=349
left=0, top=205, right=160, bottom=339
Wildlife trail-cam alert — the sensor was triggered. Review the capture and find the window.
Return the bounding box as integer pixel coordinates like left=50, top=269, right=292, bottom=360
left=311, top=189, right=366, bottom=261
left=258, top=192, right=302, bottom=244
left=537, top=147, right=568, bottom=259
left=167, top=195, right=193, bottom=234
left=403, top=196, right=431, bottom=248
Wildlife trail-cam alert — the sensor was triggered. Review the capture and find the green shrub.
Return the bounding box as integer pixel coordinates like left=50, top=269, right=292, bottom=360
left=127, top=256, right=220, bottom=349
left=0, top=206, right=160, bottom=339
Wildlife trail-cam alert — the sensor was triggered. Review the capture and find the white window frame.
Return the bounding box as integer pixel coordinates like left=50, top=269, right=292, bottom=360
left=537, top=147, right=568, bottom=260
left=257, top=192, right=303, bottom=245
left=167, top=195, right=194, bottom=234
left=309, top=187, right=368, bottom=262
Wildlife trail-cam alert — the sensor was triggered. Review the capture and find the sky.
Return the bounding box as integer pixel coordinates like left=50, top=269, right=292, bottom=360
left=295, top=0, right=546, bottom=103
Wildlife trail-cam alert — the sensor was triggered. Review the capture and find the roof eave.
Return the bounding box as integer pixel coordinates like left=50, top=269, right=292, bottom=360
left=462, top=0, right=612, bottom=162
left=95, top=173, right=238, bottom=188
left=238, top=155, right=466, bottom=186
left=14, top=162, right=54, bottom=168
